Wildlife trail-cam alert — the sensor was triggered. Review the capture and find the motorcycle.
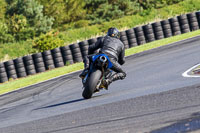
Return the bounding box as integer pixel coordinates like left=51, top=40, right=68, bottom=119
left=81, top=53, right=113, bottom=99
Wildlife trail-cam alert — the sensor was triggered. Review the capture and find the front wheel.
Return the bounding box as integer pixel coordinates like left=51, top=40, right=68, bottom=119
left=82, top=69, right=102, bottom=99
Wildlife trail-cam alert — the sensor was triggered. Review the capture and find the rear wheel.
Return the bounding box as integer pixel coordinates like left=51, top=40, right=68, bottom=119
left=82, top=69, right=102, bottom=99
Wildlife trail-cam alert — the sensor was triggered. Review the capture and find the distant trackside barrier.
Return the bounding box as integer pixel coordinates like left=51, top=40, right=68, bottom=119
left=1, top=11, right=200, bottom=83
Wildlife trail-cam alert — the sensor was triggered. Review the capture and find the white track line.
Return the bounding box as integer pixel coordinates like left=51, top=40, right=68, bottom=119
left=182, top=63, right=200, bottom=78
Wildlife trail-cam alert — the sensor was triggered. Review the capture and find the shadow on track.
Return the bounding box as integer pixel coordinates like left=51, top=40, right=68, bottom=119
left=33, top=93, right=105, bottom=111
left=34, top=98, right=84, bottom=110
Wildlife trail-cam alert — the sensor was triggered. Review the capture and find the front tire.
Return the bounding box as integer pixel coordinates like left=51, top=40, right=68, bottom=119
left=82, top=69, right=102, bottom=99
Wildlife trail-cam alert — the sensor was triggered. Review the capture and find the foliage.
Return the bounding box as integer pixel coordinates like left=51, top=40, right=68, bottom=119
left=64, top=0, right=86, bottom=23
left=84, top=0, right=107, bottom=13
left=33, top=30, right=64, bottom=52
left=89, top=3, right=124, bottom=24
left=6, top=14, right=35, bottom=41
left=115, top=0, right=140, bottom=15
left=8, top=14, right=27, bottom=34
left=137, top=0, right=184, bottom=9
left=0, top=0, right=7, bottom=20
left=37, top=0, right=86, bottom=27
left=74, top=20, right=90, bottom=28
left=85, top=0, right=185, bottom=24
left=36, top=0, right=66, bottom=26
left=85, top=0, right=140, bottom=24
left=0, top=21, right=14, bottom=43
left=6, top=0, right=54, bottom=35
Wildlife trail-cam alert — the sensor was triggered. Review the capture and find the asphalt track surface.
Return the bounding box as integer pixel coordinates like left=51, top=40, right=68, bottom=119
left=1, top=36, right=200, bottom=133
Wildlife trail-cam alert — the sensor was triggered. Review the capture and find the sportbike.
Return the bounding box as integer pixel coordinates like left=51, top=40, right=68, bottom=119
left=81, top=53, right=113, bottom=99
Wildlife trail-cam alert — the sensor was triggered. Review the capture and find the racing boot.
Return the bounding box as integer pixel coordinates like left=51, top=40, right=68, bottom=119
left=79, top=68, right=89, bottom=79
left=103, top=72, right=126, bottom=90
left=102, top=78, right=112, bottom=90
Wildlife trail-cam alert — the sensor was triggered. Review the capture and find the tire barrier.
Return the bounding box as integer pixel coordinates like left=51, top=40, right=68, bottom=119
left=196, top=11, right=200, bottom=28
left=178, top=14, right=190, bottom=34
left=70, top=43, right=83, bottom=63
left=143, top=24, right=155, bottom=43
left=23, top=55, right=36, bottom=75
left=79, top=40, right=89, bottom=58
left=4, top=60, right=17, bottom=80
left=88, top=38, right=97, bottom=45
left=161, top=19, right=173, bottom=38
left=51, top=48, right=64, bottom=68
left=125, top=28, right=138, bottom=48
left=120, top=31, right=129, bottom=49
left=60, top=45, right=74, bottom=65
left=152, top=22, right=164, bottom=40
left=0, top=63, right=8, bottom=83
left=1, top=11, right=200, bottom=83
left=14, top=57, right=27, bottom=78
left=42, top=50, right=55, bottom=70
left=169, top=17, right=181, bottom=36
left=187, top=12, right=199, bottom=31
left=134, top=26, right=146, bottom=45
left=32, top=53, right=46, bottom=73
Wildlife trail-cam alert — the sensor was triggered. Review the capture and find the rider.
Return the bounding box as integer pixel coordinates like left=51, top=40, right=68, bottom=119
left=79, top=27, right=126, bottom=89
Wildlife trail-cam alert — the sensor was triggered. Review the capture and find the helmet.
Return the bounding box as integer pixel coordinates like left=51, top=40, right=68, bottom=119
left=107, top=27, right=119, bottom=38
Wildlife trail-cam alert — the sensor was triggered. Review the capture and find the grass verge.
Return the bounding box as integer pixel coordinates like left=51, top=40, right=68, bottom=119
left=0, top=30, right=200, bottom=95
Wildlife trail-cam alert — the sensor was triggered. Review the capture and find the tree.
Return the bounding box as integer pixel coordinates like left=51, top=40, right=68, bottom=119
left=7, top=14, right=35, bottom=41
left=85, top=0, right=140, bottom=24
left=36, top=0, right=66, bottom=26
left=0, top=21, right=14, bottom=43
left=6, top=0, right=54, bottom=35
left=36, top=0, right=86, bottom=26
left=85, top=0, right=107, bottom=14
left=64, top=0, right=86, bottom=23
left=109, top=0, right=140, bottom=15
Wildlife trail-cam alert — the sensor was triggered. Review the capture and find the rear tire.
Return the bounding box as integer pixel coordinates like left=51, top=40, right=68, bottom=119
left=82, top=69, right=102, bottom=99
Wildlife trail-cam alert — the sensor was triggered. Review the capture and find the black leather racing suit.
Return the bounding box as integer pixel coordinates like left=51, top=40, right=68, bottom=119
left=83, top=35, right=126, bottom=82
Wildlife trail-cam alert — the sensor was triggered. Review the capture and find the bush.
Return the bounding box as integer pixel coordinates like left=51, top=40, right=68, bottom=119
left=15, top=27, right=35, bottom=41
left=7, top=14, right=36, bottom=41
left=86, top=2, right=126, bottom=24
left=33, top=31, right=64, bottom=52
left=137, top=0, right=184, bottom=10
left=0, top=21, right=15, bottom=43
left=0, top=0, right=7, bottom=20
left=6, top=0, right=54, bottom=36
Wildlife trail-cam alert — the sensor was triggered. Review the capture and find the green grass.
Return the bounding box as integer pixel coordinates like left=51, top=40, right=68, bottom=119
left=0, top=63, right=84, bottom=95
left=0, top=40, right=34, bottom=62
left=1, top=29, right=200, bottom=95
